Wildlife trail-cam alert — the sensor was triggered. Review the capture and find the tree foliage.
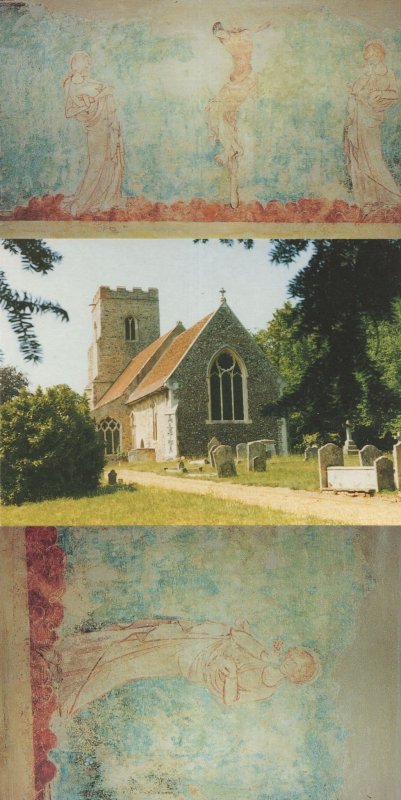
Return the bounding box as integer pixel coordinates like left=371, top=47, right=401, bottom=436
left=0, top=239, right=68, bottom=362
left=0, top=364, right=29, bottom=404
left=263, top=239, right=401, bottom=446
left=0, top=384, right=105, bottom=505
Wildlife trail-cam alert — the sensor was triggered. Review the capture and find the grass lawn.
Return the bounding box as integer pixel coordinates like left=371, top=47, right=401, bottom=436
left=107, top=453, right=321, bottom=490
left=108, top=453, right=342, bottom=491
left=0, top=484, right=332, bottom=526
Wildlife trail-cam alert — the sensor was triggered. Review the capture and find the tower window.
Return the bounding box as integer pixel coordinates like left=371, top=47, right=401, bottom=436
left=125, top=317, right=138, bottom=341
left=98, top=417, right=121, bottom=455
left=209, top=350, right=247, bottom=421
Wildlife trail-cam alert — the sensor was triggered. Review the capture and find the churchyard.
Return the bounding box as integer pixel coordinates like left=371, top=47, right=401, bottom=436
left=2, top=445, right=400, bottom=527
left=106, top=442, right=400, bottom=495
left=109, top=453, right=321, bottom=491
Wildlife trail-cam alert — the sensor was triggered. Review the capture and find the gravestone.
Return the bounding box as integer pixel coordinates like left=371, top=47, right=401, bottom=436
left=209, top=444, right=220, bottom=468
left=252, top=455, right=266, bottom=472
left=304, top=444, right=319, bottom=461
left=247, top=441, right=267, bottom=472
left=214, top=445, right=237, bottom=478
left=259, top=438, right=276, bottom=458
left=108, top=469, right=117, bottom=485
left=318, top=443, right=343, bottom=489
left=393, top=442, right=401, bottom=490
left=208, top=436, right=220, bottom=464
left=375, top=456, right=395, bottom=491
left=359, top=444, right=382, bottom=467
left=236, top=443, right=247, bottom=462
left=343, top=420, right=358, bottom=455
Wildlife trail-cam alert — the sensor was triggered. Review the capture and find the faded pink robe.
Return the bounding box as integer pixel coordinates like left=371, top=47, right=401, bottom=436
left=62, top=76, right=124, bottom=215
left=345, top=64, right=401, bottom=209
left=59, top=618, right=270, bottom=715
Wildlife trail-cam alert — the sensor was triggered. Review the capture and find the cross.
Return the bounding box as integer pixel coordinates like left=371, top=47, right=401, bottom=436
left=219, top=287, right=227, bottom=304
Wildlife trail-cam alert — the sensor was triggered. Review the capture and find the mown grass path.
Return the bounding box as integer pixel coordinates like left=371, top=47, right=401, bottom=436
left=115, top=468, right=401, bottom=526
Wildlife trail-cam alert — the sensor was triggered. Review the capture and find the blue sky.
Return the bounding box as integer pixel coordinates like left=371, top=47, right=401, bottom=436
left=1, top=239, right=305, bottom=393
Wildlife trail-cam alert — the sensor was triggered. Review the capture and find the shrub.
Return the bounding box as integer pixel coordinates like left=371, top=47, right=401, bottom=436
left=301, top=432, right=342, bottom=451
left=0, top=384, right=105, bottom=505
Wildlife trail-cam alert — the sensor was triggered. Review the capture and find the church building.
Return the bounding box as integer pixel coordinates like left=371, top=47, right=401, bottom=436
left=87, top=286, right=287, bottom=460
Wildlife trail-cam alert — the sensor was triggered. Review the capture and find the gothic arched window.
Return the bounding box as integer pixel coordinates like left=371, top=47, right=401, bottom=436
left=209, top=350, right=247, bottom=421
left=98, top=417, right=121, bottom=455
left=125, top=317, right=138, bottom=341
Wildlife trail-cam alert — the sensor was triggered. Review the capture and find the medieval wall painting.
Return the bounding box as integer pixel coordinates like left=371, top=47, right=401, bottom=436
left=1, top=526, right=400, bottom=799
left=1, top=0, right=401, bottom=233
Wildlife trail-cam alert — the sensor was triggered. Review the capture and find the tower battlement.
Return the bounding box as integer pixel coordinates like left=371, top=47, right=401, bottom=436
left=93, top=286, right=159, bottom=303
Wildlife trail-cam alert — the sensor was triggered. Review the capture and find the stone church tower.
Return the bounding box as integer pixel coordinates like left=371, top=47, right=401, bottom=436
left=86, top=286, right=160, bottom=408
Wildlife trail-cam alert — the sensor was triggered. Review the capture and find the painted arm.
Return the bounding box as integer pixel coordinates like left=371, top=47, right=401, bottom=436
left=230, top=628, right=268, bottom=661
left=370, top=73, right=399, bottom=106
left=252, top=21, right=271, bottom=33
left=222, top=661, right=239, bottom=705
left=65, top=101, right=90, bottom=119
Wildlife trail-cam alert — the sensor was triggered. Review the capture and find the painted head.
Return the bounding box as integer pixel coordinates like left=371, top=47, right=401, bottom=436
left=363, top=40, right=386, bottom=65
left=69, top=51, right=92, bottom=77
left=279, top=647, right=321, bottom=685
left=212, top=22, right=224, bottom=36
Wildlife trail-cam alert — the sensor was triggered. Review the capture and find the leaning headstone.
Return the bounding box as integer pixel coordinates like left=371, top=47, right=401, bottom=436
left=343, top=420, right=358, bottom=455
left=393, top=442, right=401, bottom=490
left=108, top=469, right=117, bottom=485
left=304, top=444, right=319, bottom=461
left=214, top=445, right=237, bottom=478
left=208, top=436, right=220, bottom=464
left=359, top=444, right=382, bottom=467
left=318, top=443, right=343, bottom=489
left=209, top=444, right=220, bottom=468
left=236, top=443, right=247, bottom=462
left=375, top=456, right=395, bottom=491
left=247, top=441, right=267, bottom=472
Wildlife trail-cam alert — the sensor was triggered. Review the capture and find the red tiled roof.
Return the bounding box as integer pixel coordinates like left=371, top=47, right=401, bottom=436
left=94, top=325, right=182, bottom=409
left=127, top=311, right=215, bottom=403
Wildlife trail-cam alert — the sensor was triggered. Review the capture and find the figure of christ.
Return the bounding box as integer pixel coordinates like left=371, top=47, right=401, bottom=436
left=62, top=51, right=125, bottom=216
left=345, top=40, right=401, bottom=211
left=59, top=618, right=320, bottom=715
left=206, top=21, right=270, bottom=209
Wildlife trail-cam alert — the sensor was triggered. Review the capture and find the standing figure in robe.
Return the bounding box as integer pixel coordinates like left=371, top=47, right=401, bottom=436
left=345, top=40, right=401, bottom=212
left=59, top=617, right=321, bottom=716
left=206, top=21, right=270, bottom=209
left=62, top=51, right=125, bottom=216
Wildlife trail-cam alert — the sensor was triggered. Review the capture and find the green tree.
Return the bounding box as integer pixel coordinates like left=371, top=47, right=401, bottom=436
left=266, top=239, right=401, bottom=445
left=0, top=365, right=29, bottom=404
left=0, top=239, right=68, bottom=362
left=254, top=302, right=322, bottom=446
left=364, top=297, right=401, bottom=434
left=0, top=384, right=105, bottom=505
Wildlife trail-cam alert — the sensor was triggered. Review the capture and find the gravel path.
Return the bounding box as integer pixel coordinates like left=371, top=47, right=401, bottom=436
left=113, top=469, right=401, bottom=525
